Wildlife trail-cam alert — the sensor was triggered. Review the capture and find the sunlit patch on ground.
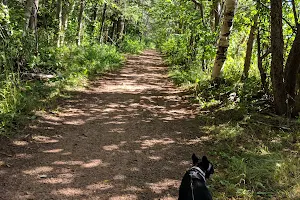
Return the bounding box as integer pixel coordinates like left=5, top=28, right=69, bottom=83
left=43, top=148, right=64, bottom=153
left=16, top=191, right=35, bottom=200
left=113, top=174, right=126, bottom=180
left=52, top=187, right=84, bottom=197
left=23, top=166, right=53, bottom=175
left=63, top=119, right=86, bottom=125
left=38, top=173, right=74, bottom=184
left=124, top=186, right=144, bottom=192
left=13, top=140, right=29, bottom=146
left=32, top=135, right=59, bottom=143
left=147, top=179, right=180, bottom=194
left=137, top=138, right=175, bottom=149
left=179, top=160, right=190, bottom=166
left=81, top=159, right=108, bottom=168
left=53, top=160, right=84, bottom=166
left=108, top=128, right=126, bottom=134
left=149, top=156, right=162, bottom=161
left=103, top=144, right=119, bottom=151
left=15, top=153, right=33, bottom=159
left=86, top=182, right=114, bottom=191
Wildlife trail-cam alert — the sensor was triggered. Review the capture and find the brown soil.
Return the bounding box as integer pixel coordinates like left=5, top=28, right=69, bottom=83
left=0, top=50, right=210, bottom=200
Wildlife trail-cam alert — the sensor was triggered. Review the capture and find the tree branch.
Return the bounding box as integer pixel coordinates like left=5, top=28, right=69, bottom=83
left=257, top=0, right=297, bottom=33
left=291, top=0, right=298, bottom=26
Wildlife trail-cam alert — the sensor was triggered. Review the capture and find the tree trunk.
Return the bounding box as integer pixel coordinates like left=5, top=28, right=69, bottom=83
left=24, top=0, right=34, bottom=34
left=57, top=0, right=63, bottom=47
left=116, top=16, right=125, bottom=43
left=109, top=19, right=117, bottom=43
left=29, top=0, right=39, bottom=32
left=241, top=14, right=258, bottom=80
left=211, top=0, right=238, bottom=79
left=91, top=3, right=98, bottom=35
left=284, top=25, right=300, bottom=115
left=61, top=1, right=75, bottom=45
left=270, top=0, right=286, bottom=115
left=99, top=3, right=107, bottom=43
left=211, top=0, right=221, bottom=31
left=77, top=0, right=85, bottom=46
left=291, top=0, right=298, bottom=26
left=257, top=28, right=267, bottom=91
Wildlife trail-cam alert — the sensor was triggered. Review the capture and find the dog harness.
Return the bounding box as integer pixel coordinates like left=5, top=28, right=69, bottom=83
left=189, top=165, right=212, bottom=200
left=190, top=166, right=206, bottom=182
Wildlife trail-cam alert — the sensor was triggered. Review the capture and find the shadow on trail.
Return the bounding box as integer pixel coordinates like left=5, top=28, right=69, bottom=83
left=1, top=50, right=294, bottom=200
left=0, top=50, right=211, bottom=200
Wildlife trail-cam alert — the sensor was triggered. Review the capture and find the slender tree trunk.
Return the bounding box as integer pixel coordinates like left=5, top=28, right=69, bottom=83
left=191, top=0, right=206, bottom=27
left=241, top=14, right=258, bottom=80
left=29, top=0, right=39, bottom=32
left=33, top=0, right=39, bottom=53
left=24, top=0, right=39, bottom=53
left=57, top=0, right=63, bottom=47
left=77, top=0, right=85, bottom=46
left=91, top=3, right=98, bottom=35
left=116, top=16, right=125, bottom=43
left=270, top=0, right=286, bottom=115
left=291, top=0, right=298, bottom=26
left=212, top=0, right=238, bottom=79
left=284, top=25, right=300, bottom=115
left=257, top=28, right=267, bottom=91
left=211, top=0, right=221, bottom=31
left=61, top=1, right=75, bottom=45
left=24, top=0, right=34, bottom=34
left=109, top=19, right=117, bottom=43
left=99, top=3, right=107, bottom=43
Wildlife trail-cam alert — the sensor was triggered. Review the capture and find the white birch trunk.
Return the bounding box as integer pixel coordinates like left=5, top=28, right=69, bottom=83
left=211, top=0, right=238, bottom=79
left=24, top=0, right=34, bottom=34
left=57, top=0, right=63, bottom=47
left=77, top=0, right=85, bottom=46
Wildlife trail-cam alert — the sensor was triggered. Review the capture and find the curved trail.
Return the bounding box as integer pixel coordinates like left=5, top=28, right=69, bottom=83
left=1, top=50, right=209, bottom=200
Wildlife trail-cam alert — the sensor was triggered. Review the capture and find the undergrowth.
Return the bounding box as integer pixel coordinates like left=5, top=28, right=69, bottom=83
left=199, top=107, right=300, bottom=199
left=118, top=35, right=146, bottom=54
left=0, top=44, right=125, bottom=136
left=162, top=39, right=300, bottom=200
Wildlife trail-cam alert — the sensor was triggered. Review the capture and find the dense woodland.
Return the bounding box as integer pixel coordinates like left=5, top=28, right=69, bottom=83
left=1, top=0, right=300, bottom=199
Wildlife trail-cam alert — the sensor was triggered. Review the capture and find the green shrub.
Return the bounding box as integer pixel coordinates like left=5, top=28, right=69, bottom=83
left=119, top=36, right=146, bottom=54
left=0, top=44, right=124, bottom=135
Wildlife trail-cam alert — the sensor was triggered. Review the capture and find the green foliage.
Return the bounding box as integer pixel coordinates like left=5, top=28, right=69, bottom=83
left=199, top=108, right=300, bottom=199
left=119, top=35, right=146, bottom=54
left=0, top=73, right=22, bottom=133
left=0, top=44, right=124, bottom=135
left=160, top=34, right=189, bottom=65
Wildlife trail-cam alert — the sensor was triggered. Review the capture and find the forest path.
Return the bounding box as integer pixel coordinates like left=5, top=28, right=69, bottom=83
left=1, top=50, right=210, bottom=200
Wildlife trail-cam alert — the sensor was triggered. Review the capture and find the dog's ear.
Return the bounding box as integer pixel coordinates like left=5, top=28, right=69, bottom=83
left=201, top=156, right=210, bottom=169
left=202, top=156, right=208, bottom=163
left=192, top=153, right=199, bottom=165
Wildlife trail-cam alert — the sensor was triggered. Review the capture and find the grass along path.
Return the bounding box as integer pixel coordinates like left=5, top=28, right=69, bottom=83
left=0, top=50, right=299, bottom=199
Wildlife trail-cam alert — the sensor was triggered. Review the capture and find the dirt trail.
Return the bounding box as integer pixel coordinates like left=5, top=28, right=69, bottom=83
left=0, top=50, right=209, bottom=200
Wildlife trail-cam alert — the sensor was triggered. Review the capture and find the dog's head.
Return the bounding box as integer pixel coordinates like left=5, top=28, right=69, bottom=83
left=192, top=153, right=214, bottom=179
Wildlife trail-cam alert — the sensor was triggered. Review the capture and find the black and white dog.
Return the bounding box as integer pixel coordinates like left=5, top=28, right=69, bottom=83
left=178, top=154, right=214, bottom=200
